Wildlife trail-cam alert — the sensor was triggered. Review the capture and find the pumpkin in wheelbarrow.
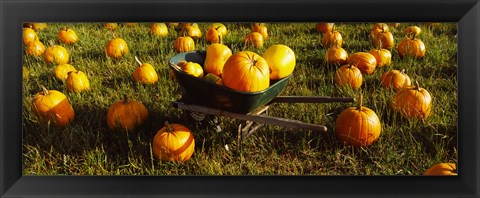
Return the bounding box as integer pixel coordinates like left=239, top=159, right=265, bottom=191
left=222, top=51, right=270, bottom=92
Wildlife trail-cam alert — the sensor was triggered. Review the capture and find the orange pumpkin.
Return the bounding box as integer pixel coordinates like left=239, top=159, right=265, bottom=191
left=173, top=36, right=195, bottom=53
left=423, top=163, right=457, bottom=176
left=31, top=86, right=75, bottom=127
left=325, top=45, right=348, bottom=66
left=105, top=37, right=129, bottom=58
left=203, top=43, right=232, bottom=76
left=179, top=23, right=202, bottom=39
left=262, top=44, right=296, bottom=80
left=149, top=23, right=168, bottom=37
left=347, top=52, right=377, bottom=75
left=106, top=95, right=149, bottom=132
left=391, top=81, right=432, bottom=119
left=133, top=56, right=159, bottom=84
left=372, top=23, right=389, bottom=32
left=381, top=69, right=412, bottom=90
left=334, top=64, right=363, bottom=90
left=252, top=23, right=269, bottom=39
left=335, top=95, right=382, bottom=147
left=29, top=23, right=48, bottom=31
left=66, top=71, right=90, bottom=93
left=25, top=40, right=46, bottom=57
left=57, top=27, right=78, bottom=45
left=372, top=28, right=394, bottom=50
left=222, top=51, right=270, bottom=92
left=23, top=28, right=38, bottom=46
left=43, top=45, right=70, bottom=65
left=244, top=32, right=264, bottom=48
left=206, top=26, right=222, bottom=44
left=397, top=37, right=426, bottom=59
left=178, top=61, right=204, bottom=78
left=152, top=122, right=195, bottom=162
left=53, top=63, right=77, bottom=81
left=322, top=28, right=342, bottom=48
left=369, top=48, right=392, bottom=67
left=315, top=22, right=334, bottom=33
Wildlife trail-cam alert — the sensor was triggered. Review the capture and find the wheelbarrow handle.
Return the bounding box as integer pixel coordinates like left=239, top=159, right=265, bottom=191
left=269, top=96, right=356, bottom=104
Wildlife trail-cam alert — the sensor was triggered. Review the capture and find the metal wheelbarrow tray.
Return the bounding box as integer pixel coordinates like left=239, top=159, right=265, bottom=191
left=169, top=51, right=355, bottom=136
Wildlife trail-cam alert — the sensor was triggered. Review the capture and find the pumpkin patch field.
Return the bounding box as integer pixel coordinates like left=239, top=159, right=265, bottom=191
left=22, top=22, right=457, bottom=175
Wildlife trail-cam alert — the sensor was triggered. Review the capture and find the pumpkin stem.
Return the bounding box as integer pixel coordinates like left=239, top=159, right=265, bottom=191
left=401, top=69, right=406, bottom=74
left=415, top=80, right=420, bottom=91
left=164, top=121, right=174, bottom=132
left=218, top=34, right=223, bottom=45
left=123, top=94, right=129, bottom=104
left=40, top=85, right=49, bottom=95
left=134, top=56, right=142, bottom=66
left=356, top=94, right=363, bottom=110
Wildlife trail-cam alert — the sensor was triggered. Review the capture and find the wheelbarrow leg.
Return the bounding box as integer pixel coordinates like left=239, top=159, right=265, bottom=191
left=239, top=105, right=270, bottom=140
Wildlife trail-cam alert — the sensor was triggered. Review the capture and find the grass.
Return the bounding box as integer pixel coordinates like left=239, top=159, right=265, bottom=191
left=22, top=22, right=457, bottom=175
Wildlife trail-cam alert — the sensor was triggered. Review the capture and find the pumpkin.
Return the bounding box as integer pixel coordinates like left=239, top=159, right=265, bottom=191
left=389, top=23, right=401, bottom=28
left=106, top=95, right=149, bottom=132
left=23, top=28, right=38, bottom=46
left=325, top=45, right=348, bottom=66
left=31, top=86, right=75, bottom=127
left=315, top=22, right=334, bottom=33
left=372, top=27, right=394, bottom=50
left=335, top=95, right=382, bottom=147
left=203, top=73, right=223, bottom=85
left=391, top=81, right=432, bottom=119
left=206, top=26, right=222, bottom=44
left=25, top=40, right=46, bottom=57
left=43, top=45, right=70, bottom=65
left=262, top=44, right=296, bottom=80
left=178, top=61, right=204, bottom=78
left=210, top=23, right=227, bottom=37
left=66, top=71, right=90, bottom=93
left=334, top=64, right=363, bottom=90
left=347, top=52, right=377, bottom=75
left=133, top=56, right=159, bottom=84
left=179, top=23, right=202, bottom=39
left=149, top=23, right=168, bottom=37
left=204, top=43, right=232, bottom=76
left=152, top=122, right=195, bottom=162
left=423, top=163, right=457, bottom=176
left=244, top=32, right=264, bottom=48
left=57, top=27, right=78, bottom=45
left=105, top=37, right=129, bottom=58
left=372, top=23, right=389, bottom=32
left=404, top=26, right=421, bottom=38
left=104, top=23, right=118, bottom=30
left=252, top=23, right=269, bottom=39
left=369, top=48, right=392, bottom=67
left=53, top=63, right=77, bottom=81
left=173, top=36, right=195, bottom=53
left=29, top=23, right=48, bottom=30
left=370, top=28, right=383, bottom=40
left=322, top=27, right=342, bottom=48
left=222, top=51, right=270, bottom=92
left=381, top=69, right=412, bottom=90
left=397, top=36, right=426, bottom=59
left=23, top=66, right=29, bottom=80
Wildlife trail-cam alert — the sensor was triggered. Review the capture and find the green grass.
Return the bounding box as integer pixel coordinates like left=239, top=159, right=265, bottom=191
left=22, top=22, right=457, bottom=175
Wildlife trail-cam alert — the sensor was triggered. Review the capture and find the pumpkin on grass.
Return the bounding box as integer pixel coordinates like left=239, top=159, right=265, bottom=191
left=391, top=81, right=432, bottom=119
left=105, top=37, right=129, bottom=59
left=153, top=122, right=195, bottom=162
left=66, top=71, right=90, bottom=93
left=244, top=32, right=264, bottom=48
left=57, top=27, right=79, bottom=45
left=315, top=22, right=334, bottom=33
left=107, top=95, right=149, bottom=132
left=369, top=48, right=392, bottom=67
left=381, top=69, right=412, bottom=90
left=173, top=36, right=195, bottom=53
left=222, top=51, right=270, bottom=92
left=334, top=64, right=363, bottom=90
left=251, top=23, right=268, bottom=39
left=31, top=86, right=75, bottom=127
left=322, top=25, right=342, bottom=48
left=397, top=35, right=426, bottom=59
left=53, top=64, right=77, bottom=81
left=347, top=52, right=377, bottom=75
left=423, top=163, right=457, bottom=176
left=43, top=45, right=70, bottom=65
left=23, top=28, right=38, bottom=46
left=372, top=26, right=394, bottom=50
left=335, top=95, right=382, bottom=147
left=133, top=56, right=159, bottom=84
left=25, top=40, right=46, bottom=57
left=149, top=23, right=169, bottom=37
left=325, top=45, right=348, bottom=66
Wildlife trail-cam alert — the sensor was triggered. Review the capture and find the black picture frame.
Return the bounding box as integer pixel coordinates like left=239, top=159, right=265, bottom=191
left=1, top=0, right=479, bottom=197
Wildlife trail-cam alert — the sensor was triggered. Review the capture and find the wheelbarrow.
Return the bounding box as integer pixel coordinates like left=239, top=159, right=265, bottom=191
left=169, top=51, right=355, bottom=139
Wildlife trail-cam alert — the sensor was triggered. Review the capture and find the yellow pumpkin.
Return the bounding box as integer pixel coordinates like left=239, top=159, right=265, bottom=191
left=222, top=51, right=270, bottom=92
left=57, top=27, right=79, bottom=45
left=53, top=64, right=77, bottom=81
left=43, top=45, right=70, bottom=65
left=178, top=61, right=204, bottom=78
left=244, top=32, right=264, bottom=48
left=66, top=71, right=90, bottom=93
left=153, top=122, right=195, bottom=162
left=347, top=52, right=377, bottom=75
left=104, top=23, right=118, bottom=30
left=149, top=23, right=168, bottom=37
left=252, top=23, right=269, bottom=39
left=210, top=23, right=227, bottom=37
left=173, top=36, right=195, bottom=53
left=391, top=81, right=432, bottom=119
left=25, top=40, right=46, bottom=57
left=325, top=45, right=348, bottom=66
left=334, top=64, right=363, bottom=90
left=179, top=24, right=202, bottom=39
left=29, top=23, right=48, bottom=30
left=369, top=48, right=392, bottom=67
left=203, top=43, right=232, bottom=76
left=404, top=26, right=422, bottom=38
left=381, top=69, right=412, bottom=90
left=23, top=28, right=38, bottom=46
left=262, top=44, right=296, bottom=80
left=423, top=163, right=457, bottom=176
left=105, top=37, right=129, bottom=58
left=335, top=95, right=382, bottom=147
left=31, top=86, right=75, bottom=127
left=133, top=56, right=159, bottom=84
left=106, top=95, right=149, bottom=132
